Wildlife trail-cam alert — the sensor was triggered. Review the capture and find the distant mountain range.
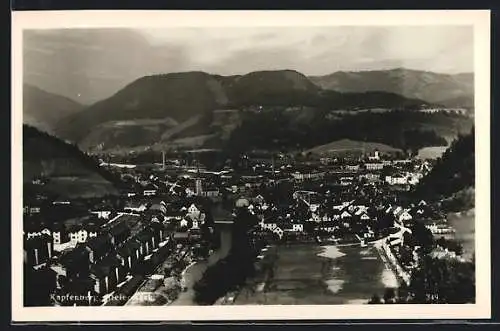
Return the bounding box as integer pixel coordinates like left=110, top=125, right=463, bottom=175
left=309, top=68, right=473, bottom=109
left=23, top=84, right=85, bottom=134
left=22, top=68, right=474, bottom=154
left=52, top=69, right=434, bottom=148
left=23, top=29, right=185, bottom=105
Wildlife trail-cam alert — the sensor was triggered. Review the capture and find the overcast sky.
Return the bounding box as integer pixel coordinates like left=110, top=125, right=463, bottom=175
left=138, top=26, right=473, bottom=75
left=23, top=26, right=473, bottom=104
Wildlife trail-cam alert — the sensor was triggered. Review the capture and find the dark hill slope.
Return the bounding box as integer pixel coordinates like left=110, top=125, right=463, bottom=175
left=414, top=129, right=475, bottom=210
left=225, top=70, right=320, bottom=106
left=55, top=71, right=227, bottom=142
left=54, top=70, right=432, bottom=150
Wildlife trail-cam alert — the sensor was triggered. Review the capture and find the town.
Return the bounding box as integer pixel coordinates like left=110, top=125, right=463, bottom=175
left=23, top=147, right=470, bottom=306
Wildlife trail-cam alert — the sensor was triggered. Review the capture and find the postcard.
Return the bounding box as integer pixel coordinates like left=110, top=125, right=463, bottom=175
left=11, top=9, right=491, bottom=322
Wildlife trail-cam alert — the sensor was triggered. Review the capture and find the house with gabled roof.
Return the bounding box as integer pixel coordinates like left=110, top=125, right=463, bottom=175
left=90, top=254, right=123, bottom=296
left=319, top=221, right=337, bottom=233
left=135, top=227, right=156, bottom=257
left=51, top=244, right=90, bottom=282
left=186, top=203, right=203, bottom=219
left=392, top=206, right=403, bottom=216
left=85, top=235, right=113, bottom=264
left=253, top=194, right=265, bottom=205
left=396, top=209, right=413, bottom=224
left=272, top=226, right=284, bottom=239
left=24, top=234, right=53, bottom=267
left=359, top=213, right=371, bottom=222
left=341, top=210, right=352, bottom=219
left=148, top=221, right=167, bottom=243
left=116, top=239, right=141, bottom=271
left=106, top=221, right=131, bottom=247
left=124, top=201, right=148, bottom=213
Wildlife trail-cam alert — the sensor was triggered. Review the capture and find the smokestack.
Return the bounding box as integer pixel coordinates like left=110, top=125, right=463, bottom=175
left=195, top=178, right=202, bottom=196
left=162, top=151, right=166, bottom=170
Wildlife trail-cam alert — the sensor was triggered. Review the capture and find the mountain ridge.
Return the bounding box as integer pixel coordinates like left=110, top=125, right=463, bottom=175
left=54, top=69, right=433, bottom=148
left=23, top=84, right=85, bottom=134
left=309, top=68, right=473, bottom=106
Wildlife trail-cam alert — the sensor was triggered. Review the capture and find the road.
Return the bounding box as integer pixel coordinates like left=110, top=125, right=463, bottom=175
left=168, top=246, right=228, bottom=306
left=123, top=243, right=189, bottom=306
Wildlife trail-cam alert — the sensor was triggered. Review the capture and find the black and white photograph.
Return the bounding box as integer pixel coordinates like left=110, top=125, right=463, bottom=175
left=11, top=10, right=491, bottom=321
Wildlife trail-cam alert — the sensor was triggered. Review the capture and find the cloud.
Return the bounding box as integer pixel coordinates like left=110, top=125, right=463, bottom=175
left=23, top=26, right=473, bottom=103
left=140, top=25, right=474, bottom=75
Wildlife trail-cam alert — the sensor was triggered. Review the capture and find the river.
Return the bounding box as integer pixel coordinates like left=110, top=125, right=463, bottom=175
left=168, top=224, right=232, bottom=305
left=446, top=209, right=475, bottom=261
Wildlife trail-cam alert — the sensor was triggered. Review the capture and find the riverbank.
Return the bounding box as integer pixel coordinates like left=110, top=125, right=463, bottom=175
left=124, top=244, right=191, bottom=306
left=446, top=209, right=475, bottom=261
left=169, top=243, right=231, bottom=305
left=374, top=239, right=410, bottom=286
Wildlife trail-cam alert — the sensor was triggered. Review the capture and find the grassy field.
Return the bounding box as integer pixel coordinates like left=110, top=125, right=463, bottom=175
left=233, top=243, right=391, bottom=305
left=24, top=159, right=118, bottom=199
left=43, top=175, right=118, bottom=199
left=417, top=146, right=448, bottom=159
left=307, top=139, right=401, bottom=156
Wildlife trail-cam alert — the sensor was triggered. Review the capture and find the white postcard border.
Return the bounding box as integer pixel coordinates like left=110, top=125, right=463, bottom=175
left=11, top=10, right=491, bottom=322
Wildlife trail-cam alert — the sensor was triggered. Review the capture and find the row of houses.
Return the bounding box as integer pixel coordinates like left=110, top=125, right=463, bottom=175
left=245, top=184, right=434, bottom=242
left=23, top=213, right=144, bottom=253
left=50, top=218, right=169, bottom=301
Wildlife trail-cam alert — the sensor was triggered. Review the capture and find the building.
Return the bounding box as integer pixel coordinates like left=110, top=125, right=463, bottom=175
left=51, top=245, right=91, bottom=287
left=24, top=234, right=53, bottom=267
left=106, top=221, right=131, bottom=247
left=291, top=169, right=326, bottom=182
left=361, top=173, right=381, bottom=183
left=124, top=201, right=148, bottom=213
left=385, top=174, right=408, bottom=185
left=187, top=203, right=202, bottom=219
left=91, top=210, right=112, bottom=219
left=116, top=239, right=142, bottom=271
left=135, top=227, right=157, bottom=257
left=85, top=235, right=113, bottom=264
left=345, top=164, right=360, bottom=172
left=340, top=176, right=354, bottom=186
left=90, top=255, right=124, bottom=297
left=292, top=223, right=304, bottom=232
left=68, top=225, right=99, bottom=245
left=368, top=150, right=381, bottom=161
left=365, top=162, right=384, bottom=171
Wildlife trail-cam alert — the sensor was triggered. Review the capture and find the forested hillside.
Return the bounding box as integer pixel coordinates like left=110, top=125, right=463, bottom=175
left=225, top=110, right=459, bottom=155
left=23, top=125, right=120, bottom=199
left=414, top=128, right=475, bottom=210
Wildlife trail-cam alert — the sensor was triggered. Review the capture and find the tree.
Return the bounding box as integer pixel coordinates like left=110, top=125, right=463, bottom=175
left=383, top=288, right=396, bottom=303
left=408, top=255, right=475, bottom=304
left=368, top=293, right=382, bottom=304
left=411, top=221, right=434, bottom=253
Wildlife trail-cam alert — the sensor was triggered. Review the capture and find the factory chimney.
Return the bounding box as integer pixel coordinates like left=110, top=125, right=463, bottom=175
left=195, top=178, right=203, bottom=196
